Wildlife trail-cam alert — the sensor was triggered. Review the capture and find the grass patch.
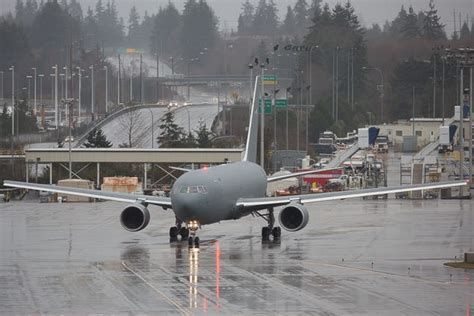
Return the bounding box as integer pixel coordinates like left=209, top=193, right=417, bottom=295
left=444, top=262, right=474, bottom=269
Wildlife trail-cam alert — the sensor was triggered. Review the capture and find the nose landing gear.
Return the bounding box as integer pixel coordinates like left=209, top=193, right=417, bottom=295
left=169, top=217, right=190, bottom=241
left=187, top=220, right=200, bottom=248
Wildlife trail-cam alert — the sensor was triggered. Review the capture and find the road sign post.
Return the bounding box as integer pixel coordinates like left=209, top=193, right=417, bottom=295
left=258, top=99, right=272, bottom=114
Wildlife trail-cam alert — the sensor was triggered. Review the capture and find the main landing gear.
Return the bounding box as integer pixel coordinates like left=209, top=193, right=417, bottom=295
left=255, top=208, right=281, bottom=242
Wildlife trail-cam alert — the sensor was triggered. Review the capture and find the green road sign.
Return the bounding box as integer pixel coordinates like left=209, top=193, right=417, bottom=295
left=275, top=99, right=288, bottom=108
left=263, top=75, right=277, bottom=81
left=258, top=99, right=272, bottom=114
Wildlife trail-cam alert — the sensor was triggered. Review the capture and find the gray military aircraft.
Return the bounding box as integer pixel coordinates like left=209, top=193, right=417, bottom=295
left=4, top=77, right=468, bottom=247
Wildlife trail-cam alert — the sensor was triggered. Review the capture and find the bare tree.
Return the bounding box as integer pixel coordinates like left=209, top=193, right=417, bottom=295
left=118, top=103, right=144, bottom=148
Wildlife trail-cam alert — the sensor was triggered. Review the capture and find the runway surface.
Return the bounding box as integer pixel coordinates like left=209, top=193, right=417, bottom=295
left=0, top=196, right=473, bottom=314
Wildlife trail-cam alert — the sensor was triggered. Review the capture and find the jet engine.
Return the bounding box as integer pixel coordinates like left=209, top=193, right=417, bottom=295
left=120, top=204, right=151, bottom=232
left=278, top=203, right=309, bottom=232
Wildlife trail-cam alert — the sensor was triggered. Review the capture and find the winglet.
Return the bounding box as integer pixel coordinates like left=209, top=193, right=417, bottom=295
left=243, top=76, right=260, bottom=163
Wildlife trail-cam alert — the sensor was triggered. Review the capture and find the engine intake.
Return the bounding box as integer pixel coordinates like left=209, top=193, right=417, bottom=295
left=278, top=203, right=309, bottom=232
left=120, top=204, right=151, bottom=232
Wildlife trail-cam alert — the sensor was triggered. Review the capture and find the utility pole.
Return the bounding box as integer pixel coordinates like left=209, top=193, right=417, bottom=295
left=0, top=71, right=4, bottom=101
left=32, top=67, right=37, bottom=115
left=104, top=66, right=108, bottom=112
left=433, top=53, right=437, bottom=118
left=90, top=65, right=94, bottom=119
left=118, top=54, right=121, bottom=105
left=53, top=65, right=58, bottom=129
left=260, top=64, right=265, bottom=169
left=10, top=65, right=14, bottom=139
left=77, top=67, right=82, bottom=124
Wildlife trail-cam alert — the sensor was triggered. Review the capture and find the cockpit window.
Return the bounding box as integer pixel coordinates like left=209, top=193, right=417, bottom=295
left=179, top=185, right=208, bottom=194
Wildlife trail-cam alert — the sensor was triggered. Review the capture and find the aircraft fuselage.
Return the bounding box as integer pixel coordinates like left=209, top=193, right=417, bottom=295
left=170, top=161, right=267, bottom=225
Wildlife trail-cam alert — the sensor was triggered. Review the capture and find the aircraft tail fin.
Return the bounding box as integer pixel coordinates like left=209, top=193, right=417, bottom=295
left=243, top=76, right=260, bottom=163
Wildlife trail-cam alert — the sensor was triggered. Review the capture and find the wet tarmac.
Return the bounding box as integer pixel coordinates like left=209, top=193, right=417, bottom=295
left=0, top=196, right=473, bottom=315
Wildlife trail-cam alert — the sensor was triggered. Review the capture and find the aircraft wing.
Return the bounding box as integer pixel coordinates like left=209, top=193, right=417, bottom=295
left=236, top=180, right=468, bottom=210
left=267, top=168, right=342, bottom=182
left=3, top=181, right=173, bottom=209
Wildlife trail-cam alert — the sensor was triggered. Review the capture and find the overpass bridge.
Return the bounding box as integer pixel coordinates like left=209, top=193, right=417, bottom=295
left=24, top=148, right=243, bottom=189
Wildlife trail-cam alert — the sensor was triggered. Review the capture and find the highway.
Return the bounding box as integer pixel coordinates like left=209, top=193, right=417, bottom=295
left=100, top=104, right=218, bottom=148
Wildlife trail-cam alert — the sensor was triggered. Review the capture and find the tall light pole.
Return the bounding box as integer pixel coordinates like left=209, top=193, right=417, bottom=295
left=0, top=71, right=4, bottom=101
left=260, top=62, right=266, bottom=168
left=129, top=61, right=133, bottom=102
left=53, top=65, right=58, bottom=128
left=32, top=67, right=37, bottom=114
left=363, top=66, right=384, bottom=123
left=90, top=65, right=94, bottom=119
left=104, top=66, right=108, bottom=112
left=76, top=67, right=82, bottom=124
left=308, top=45, right=319, bottom=107
left=26, top=75, right=32, bottom=101
left=38, top=74, right=44, bottom=126
left=9, top=66, right=14, bottom=137
left=147, top=107, right=155, bottom=148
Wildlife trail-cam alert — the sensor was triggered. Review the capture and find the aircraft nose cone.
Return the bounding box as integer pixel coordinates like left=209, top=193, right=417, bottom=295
left=174, top=195, right=201, bottom=220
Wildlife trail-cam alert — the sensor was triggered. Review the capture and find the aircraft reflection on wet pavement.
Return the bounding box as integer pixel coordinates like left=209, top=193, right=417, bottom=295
left=3, top=77, right=469, bottom=248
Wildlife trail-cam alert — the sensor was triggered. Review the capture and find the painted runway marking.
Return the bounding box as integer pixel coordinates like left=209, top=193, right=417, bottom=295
left=121, top=260, right=192, bottom=316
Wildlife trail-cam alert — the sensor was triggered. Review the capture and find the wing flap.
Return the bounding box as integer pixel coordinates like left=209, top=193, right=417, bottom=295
left=3, top=181, right=172, bottom=208
left=237, top=180, right=468, bottom=209
left=267, top=167, right=342, bottom=182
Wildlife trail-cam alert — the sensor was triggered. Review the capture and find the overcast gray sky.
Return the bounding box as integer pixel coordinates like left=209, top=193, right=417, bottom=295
left=1, top=0, right=473, bottom=35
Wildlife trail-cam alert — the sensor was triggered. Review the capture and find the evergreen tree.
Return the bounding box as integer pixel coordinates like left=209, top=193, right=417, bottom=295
left=282, top=6, right=296, bottom=35
left=401, top=6, right=419, bottom=39
left=422, top=0, right=445, bottom=40
left=127, top=6, right=140, bottom=46
left=180, top=0, right=218, bottom=59
left=0, top=20, right=30, bottom=70
left=83, top=128, right=112, bottom=148
left=68, top=0, right=83, bottom=20
left=195, top=121, right=214, bottom=148
left=151, top=3, right=181, bottom=54
left=24, top=0, right=39, bottom=25
left=293, top=0, right=309, bottom=34
left=158, top=110, right=185, bottom=148
left=30, top=0, right=78, bottom=51
left=460, top=22, right=470, bottom=40
left=390, top=5, right=407, bottom=38
left=15, top=0, right=25, bottom=25
left=253, top=0, right=279, bottom=35
left=237, top=0, right=254, bottom=35
left=308, top=0, right=322, bottom=21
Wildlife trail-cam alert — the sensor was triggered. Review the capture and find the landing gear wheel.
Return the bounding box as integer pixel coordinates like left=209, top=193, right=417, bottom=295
left=169, top=226, right=179, bottom=239
left=272, top=227, right=281, bottom=239
left=194, top=237, right=200, bottom=247
left=262, top=227, right=271, bottom=240
left=188, top=236, right=194, bottom=247
left=179, top=227, right=189, bottom=239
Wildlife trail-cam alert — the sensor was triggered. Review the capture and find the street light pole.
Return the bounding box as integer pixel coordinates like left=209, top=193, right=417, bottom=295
left=363, top=66, right=384, bottom=123
left=38, top=74, right=44, bottom=126
left=0, top=71, right=4, bottom=101
left=104, top=66, right=108, bottom=112
left=26, top=75, right=32, bottom=101
left=260, top=64, right=265, bottom=169
left=9, top=66, right=14, bottom=137
left=76, top=67, right=81, bottom=124
left=90, top=65, right=94, bottom=119
left=32, top=67, right=37, bottom=114
left=147, top=108, right=155, bottom=148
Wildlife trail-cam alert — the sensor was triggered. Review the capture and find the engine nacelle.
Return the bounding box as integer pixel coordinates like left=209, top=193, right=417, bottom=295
left=120, top=204, right=151, bottom=232
left=278, top=203, right=309, bottom=232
